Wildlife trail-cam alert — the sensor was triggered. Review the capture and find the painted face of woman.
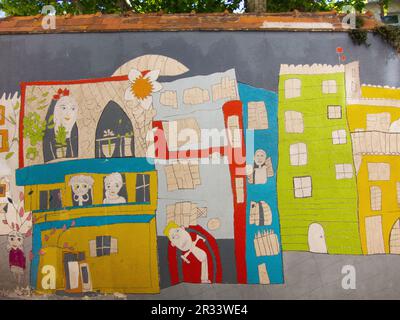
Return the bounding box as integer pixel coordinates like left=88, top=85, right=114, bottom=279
left=54, top=96, right=78, bottom=131
left=254, top=149, right=267, bottom=166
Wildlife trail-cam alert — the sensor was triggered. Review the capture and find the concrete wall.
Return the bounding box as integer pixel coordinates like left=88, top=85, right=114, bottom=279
left=1, top=31, right=400, bottom=298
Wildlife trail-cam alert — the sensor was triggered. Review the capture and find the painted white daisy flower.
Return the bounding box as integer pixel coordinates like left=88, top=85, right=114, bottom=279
left=124, top=69, right=162, bottom=110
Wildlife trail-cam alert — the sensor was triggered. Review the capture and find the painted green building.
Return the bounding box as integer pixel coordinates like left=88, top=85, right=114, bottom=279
left=277, top=63, right=362, bottom=255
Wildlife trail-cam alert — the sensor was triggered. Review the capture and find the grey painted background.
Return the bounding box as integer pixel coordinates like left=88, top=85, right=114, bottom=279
left=1, top=32, right=399, bottom=94
left=1, top=31, right=400, bottom=299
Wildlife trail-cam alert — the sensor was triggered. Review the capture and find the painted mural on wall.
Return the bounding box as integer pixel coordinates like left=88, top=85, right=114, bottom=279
left=0, top=48, right=399, bottom=295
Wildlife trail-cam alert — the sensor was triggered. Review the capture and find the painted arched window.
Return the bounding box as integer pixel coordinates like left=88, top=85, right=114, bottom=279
left=95, top=101, right=135, bottom=158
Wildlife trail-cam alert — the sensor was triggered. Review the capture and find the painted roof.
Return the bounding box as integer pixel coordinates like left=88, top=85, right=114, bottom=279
left=0, top=11, right=380, bottom=34
left=16, top=157, right=155, bottom=185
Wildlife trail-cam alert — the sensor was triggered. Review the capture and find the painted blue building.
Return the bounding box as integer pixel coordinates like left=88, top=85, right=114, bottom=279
left=239, top=83, right=284, bottom=285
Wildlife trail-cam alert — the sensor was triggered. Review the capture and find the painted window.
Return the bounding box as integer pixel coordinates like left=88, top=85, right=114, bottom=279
left=0, top=130, right=8, bottom=153
left=248, top=101, right=268, bottom=130
left=332, top=130, right=347, bottom=144
left=69, top=175, right=94, bottom=207
left=327, top=105, right=342, bottom=119
left=0, top=184, right=6, bottom=198
left=227, top=115, right=241, bottom=148
left=80, top=263, right=92, bottom=292
left=89, top=236, right=118, bottom=257
left=95, top=101, right=135, bottom=159
left=335, top=164, right=353, bottom=179
left=397, top=182, right=400, bottom=208
left=322, top=80, right=337, bottom=94
left=289, top=143, right=307, bottom=166
left=166, top=202, right=207, bottom=228
left=136, top=174, right=150, bottom=202
left=103, top=172, right=128, bottom=204
left=39, top=189, right=62, bottom=210
left=284, top=111, right=304, bottom=133
left=368, top=163, right=390, bottom=181
left=293, top=176, right=312, bottom=198
left=249, top=201, right=272, bottom=226
left=0, top=105, right=5, bottom=125
left=165, top=163, right=200, bottom=191
left=366, top=113, right=391, bottom=131
left=284, top=79, right=301, bottom=99
left=235, top=177, right=245, bottom=203
left=162, top=117, right=201, bottom=150
left=370, top=186, right=382, bottom=211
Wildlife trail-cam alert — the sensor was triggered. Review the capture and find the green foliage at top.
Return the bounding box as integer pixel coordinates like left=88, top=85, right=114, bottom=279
left=374, top=25, right=400, bottom=53
left=263, top=0, right=367, bottom=13
left=0, top=0, right=377, bottom=16
left=0, top=0, right=242, bottom=15
left=347, top=15, right=369, bottom=47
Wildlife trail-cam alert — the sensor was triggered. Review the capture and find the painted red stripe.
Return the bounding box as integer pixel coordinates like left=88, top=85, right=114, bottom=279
left=222, top=100, right=247, bottom=284
left=20, top=75, right=128, bottom=87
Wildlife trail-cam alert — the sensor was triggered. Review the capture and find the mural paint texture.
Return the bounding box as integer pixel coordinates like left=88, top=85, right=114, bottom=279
left=0, top=31, right=399, bottom=296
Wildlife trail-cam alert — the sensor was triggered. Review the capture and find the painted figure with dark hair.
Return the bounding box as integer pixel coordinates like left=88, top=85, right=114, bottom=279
left=247, top=149, right=274, bottom=185
left=7, top=231, right=26, bottom=292
left=43, top=88, right=79, bottom=162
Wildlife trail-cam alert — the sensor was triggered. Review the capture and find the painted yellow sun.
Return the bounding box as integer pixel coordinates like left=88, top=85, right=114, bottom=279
left=131, top=76, right=153, bottom=99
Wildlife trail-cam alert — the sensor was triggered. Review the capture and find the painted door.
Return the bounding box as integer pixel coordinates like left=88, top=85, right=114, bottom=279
left=365, top=216, right=385, bottom=254
left=390, top=219, right=400, bottom=254
left=308, top=223, right=327, bottom=254
left=63, top=252, right=82, bottom=293
left=80, top=263, right=92, bottom=292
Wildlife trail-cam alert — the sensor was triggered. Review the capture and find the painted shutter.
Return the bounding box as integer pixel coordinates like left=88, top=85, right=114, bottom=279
left=111, top=238, right=118, bottom=254
left=89, top=240, right=97, bottom=257
left=67, top=261, right=80, bottom=289
left=390, top=220, right=400, bottom=254
left=365, top=216, right=385, bottom=254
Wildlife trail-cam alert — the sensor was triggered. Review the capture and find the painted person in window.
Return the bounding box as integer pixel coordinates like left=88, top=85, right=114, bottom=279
left=7, top=231, right=26, bottom=291
left=43, top=88, right=79, bottom=162
left=164, top=221, right=222, bottom=285
left=103, top=172, right=126, bottom=204
left=69, top=175, right=94, bottom=206
left=246, top=149, right=274, bottom=184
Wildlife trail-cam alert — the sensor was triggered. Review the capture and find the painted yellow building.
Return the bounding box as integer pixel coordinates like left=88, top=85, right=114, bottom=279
left=347, top=85, right=400, bottom=254
left=16, top=158, right=160, bottom=294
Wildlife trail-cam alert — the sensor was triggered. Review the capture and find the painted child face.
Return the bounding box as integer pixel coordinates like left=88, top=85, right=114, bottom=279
left=105, top=178, right=122, bottom=197
left=54, top=96, right=78, bottom=129
left=168, top=227, right=192, bottom=252
left=8, top=231, right=23, bottom=249
left=254, top=149, right=267, bottom=166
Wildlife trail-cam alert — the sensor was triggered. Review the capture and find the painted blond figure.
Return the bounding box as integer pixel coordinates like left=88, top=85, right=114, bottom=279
left=164, top=222, right=211, bottom=284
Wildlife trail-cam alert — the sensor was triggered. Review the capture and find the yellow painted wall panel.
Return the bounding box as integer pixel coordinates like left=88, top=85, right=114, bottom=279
left=38, top=220, right=159, bottom=293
